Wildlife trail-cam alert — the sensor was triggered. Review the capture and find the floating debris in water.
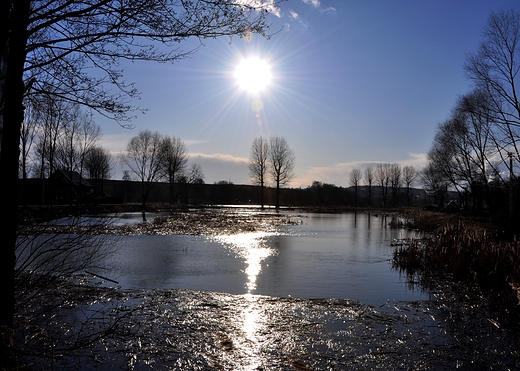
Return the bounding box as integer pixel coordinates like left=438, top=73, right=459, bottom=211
left=19, top=209, right=303, bottom=237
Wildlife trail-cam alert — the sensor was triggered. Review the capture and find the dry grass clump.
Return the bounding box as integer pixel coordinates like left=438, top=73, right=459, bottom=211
left=399, top=208, right=492, bottom=232
left=393, top=217, right=520, bottom=325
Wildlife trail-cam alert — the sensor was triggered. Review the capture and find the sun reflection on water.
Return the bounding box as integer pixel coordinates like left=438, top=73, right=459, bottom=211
left=214, top=231, right=276, bottom=294
left=213, top=231, right=277, bottom=369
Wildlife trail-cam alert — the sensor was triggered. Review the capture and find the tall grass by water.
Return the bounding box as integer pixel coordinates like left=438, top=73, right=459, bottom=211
left=393, top=211, right=520, bottom=326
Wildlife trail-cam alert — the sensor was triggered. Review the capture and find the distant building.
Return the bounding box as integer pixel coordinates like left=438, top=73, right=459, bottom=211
left=49, top=170, right=93, bottom=204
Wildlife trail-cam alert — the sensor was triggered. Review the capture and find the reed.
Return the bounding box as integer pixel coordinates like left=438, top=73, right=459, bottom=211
left=393, top=220, right=520, bottom=325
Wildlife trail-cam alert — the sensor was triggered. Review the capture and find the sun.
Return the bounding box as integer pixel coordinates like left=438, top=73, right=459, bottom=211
left=235, top=57, right=272, bottom=94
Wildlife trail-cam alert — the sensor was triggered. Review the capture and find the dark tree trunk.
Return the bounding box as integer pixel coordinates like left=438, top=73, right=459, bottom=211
left=141, top=180, right=148, bottom=221
left=0, top=0, right=30, bottom=367
left=275, top=182, right=280, bottom=210
left=260, top=182, right=265, bottom=209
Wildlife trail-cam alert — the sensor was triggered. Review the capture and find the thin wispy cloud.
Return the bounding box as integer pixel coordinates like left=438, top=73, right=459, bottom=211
left=235, top=0, right=281, bottom=17
left=302, top=0, right=320, bottom=8
left=190, top=152, right=249, bottom=164
left=301, top=0, right=336, bottom=14
left=184, top=139, right=212, bottom=147
left=286, top=0, right=335, bottom=31
left=287, top=8, right=307, bottom=28
left=402, top=153, right=428, bottom=168
left=99, top=133, right=133, bottom=155
left=320, top=7, right=336, bottom=14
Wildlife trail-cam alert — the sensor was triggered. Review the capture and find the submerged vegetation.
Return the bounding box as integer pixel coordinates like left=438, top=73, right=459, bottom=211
left=393, top=210, right=520, bottom=327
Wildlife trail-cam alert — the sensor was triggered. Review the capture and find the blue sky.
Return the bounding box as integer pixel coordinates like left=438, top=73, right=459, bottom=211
left=98, top=0, right=520, bottom=187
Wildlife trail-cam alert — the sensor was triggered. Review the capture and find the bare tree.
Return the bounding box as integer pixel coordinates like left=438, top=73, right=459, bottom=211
left=15, top=217, right=120, bottom=368
left=421, top=164, right=449, bottom=206
left=402, top=165, right=418, bottom=206
left=30, top=95, right=75, bottom=206
left=427, top=90, right=495, bottom=209
left=179, top=163, right=205, bottom=204
left=0, top=0, right=280, bottom=337
left=120, top=130, right=165, bottom=220
left=55, top=107, right=100, bottom=183
left=33, top=95, right=70, bottom=181
left=249, top=136, right=270, bottom=208
left=161, top=136, right=189, bottom=205
left=364, top=166, right=374, bottom=207
left=465, top=9, right=520, bottom=163
left=349, top=168, right=362, bottom=207
left=85, top=146, right=113, bottom=197
left=389, top=164, right=402, bottom=207
left=269, top=136, right=296, bottom=209
left=375, top=163, right=391, bottom=208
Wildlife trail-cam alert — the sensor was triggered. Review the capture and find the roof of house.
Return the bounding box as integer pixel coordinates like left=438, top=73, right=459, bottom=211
left=53, top=169, right=92, bottom=187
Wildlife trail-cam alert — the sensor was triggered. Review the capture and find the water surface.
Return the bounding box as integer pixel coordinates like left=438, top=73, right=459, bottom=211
left=108, top=212, right=428, bottom=307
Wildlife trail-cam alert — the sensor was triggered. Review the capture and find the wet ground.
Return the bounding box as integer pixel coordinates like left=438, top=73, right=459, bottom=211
left=16, top=209, right=520, bottom=370
left=20, top=278, right=520, bottom=370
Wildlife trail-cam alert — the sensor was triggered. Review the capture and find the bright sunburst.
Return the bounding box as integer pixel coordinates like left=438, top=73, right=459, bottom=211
left=235, top=57, right=272, bottom=94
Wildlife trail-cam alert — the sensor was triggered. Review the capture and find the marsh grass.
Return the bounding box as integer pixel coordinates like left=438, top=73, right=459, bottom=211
left=393, top=215, right=520, bottom=327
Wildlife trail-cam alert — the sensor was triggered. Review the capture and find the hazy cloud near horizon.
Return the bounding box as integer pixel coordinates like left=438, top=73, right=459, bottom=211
left=188, top=153, right=249, bottom=184
left=292, top=153, right=428, bottom=188
left=190, top=152, right=428, bottom=188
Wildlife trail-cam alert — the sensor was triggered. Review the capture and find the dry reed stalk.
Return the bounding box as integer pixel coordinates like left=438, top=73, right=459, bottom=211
left=393, top=219, right=520, bottom=325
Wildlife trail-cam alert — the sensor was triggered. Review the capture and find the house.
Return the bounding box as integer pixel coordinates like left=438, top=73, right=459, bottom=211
left=49, top=170, right=93, bottom=204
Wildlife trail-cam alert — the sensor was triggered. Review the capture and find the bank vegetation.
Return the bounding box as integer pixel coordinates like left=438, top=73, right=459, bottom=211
left=393, top=209, right=520, bottom=328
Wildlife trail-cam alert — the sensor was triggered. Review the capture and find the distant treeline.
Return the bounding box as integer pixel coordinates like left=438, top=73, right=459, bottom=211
left=21, top=178, right=435, bottom=208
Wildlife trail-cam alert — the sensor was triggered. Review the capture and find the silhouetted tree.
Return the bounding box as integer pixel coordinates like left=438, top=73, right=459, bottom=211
left=269, top=136, right=295, bottom=209
left=364, top=166, right=374, bottom=207
left=389, top=164, right=402, bottom=207
left=161, top=136, right=189, bottom=205
left=120, top=130, right=165, bottom=220
left=85, top=146, right=113, bottom=197
left=421, top=164, right=449, bottom=206
left=402, top=165, right=418, bottom=206
left=427, top=91, right=495, bottom=209
left=32, top=95, right=71, bottom=186
left=349, top=168, right=362, bottom=207
left=465, top=9, right=520, bottom=164
left=55, top=107, right=100, bottom=196
left=179, top=163, right=205, bottom=204
left=375, top=163, right=391, bottom=207
left=249, top=136, right=270, bottom=208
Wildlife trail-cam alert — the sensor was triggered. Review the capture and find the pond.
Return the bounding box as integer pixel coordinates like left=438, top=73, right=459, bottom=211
left=107, top=211, right=428, bottom=308
left=19, top=210, right=520, bottom=370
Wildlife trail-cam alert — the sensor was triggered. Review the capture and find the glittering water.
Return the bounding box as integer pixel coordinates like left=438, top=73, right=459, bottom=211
left=107, top=212, right=428, bottom=307
left=17, top=211, right=520, bottom=370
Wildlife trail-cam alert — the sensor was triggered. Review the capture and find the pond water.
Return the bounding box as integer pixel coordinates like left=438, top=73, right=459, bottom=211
left=20, top=211, right=520, bottom=370
left=107, top=211, right=428, bottom=308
